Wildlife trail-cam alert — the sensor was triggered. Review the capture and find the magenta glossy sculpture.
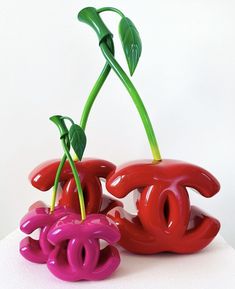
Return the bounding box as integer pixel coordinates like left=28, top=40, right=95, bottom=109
left=47, top=214, right=121, bottom=281
left=20, top=203, right=76, bottom=263
left=20, top=204, right=121, bottom=281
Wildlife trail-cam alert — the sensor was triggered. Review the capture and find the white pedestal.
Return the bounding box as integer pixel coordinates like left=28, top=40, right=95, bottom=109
left=1, top=230, right=235, bottom=289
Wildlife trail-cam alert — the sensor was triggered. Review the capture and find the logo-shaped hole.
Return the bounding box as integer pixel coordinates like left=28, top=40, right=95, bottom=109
left=163, top=197, right=170, bottom=226
left=81, top=246, right=86, bottom=265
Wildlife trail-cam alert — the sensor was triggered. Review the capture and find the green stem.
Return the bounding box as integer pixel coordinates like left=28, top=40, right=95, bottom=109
left=80, top=62, right=111, bottom=130
left=97, top=7, right=125, bottom=18
left=61, top=116, right=75, bottom=125
left=50, top=154, right=67, bottom=213
left=100, top=42, right=161, bottom=161
left=50, top=45, right=113, bottom=210
left=61, top=138, right=86, bottom=220
left=74, top=38, right=114, bottom=162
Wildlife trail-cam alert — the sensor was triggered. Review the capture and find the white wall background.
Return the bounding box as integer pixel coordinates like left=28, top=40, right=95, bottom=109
left=0, top=0, right=234, bottom=248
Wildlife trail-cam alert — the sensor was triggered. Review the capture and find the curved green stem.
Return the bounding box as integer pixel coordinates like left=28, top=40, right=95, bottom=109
left=50, top=135, right=70, bottom=213
left=51, top=45, right=113, bottom=210
left=62, top=138, right=86, bottom=220
left=97, top=7, right=125, bottom=18
left=80, top=62, right=111, bottom=130
left=77, top=7, right=161, bottom=159
left=50, top=154, right=67, bottom=213
left=50, top=61, right=110, bottom=210
left=100, top=42, right=161, bottom=161
left=61, top=116, right=75, bottom=125
left=79, top=36, right=114, bottom=132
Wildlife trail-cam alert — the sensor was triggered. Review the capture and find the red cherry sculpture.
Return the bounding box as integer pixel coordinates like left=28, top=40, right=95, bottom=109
left=106, top=159, right=220, bottom=254
left=100, top=195, right=123, bottom=214
left=29, top=158, right=122, bottom=214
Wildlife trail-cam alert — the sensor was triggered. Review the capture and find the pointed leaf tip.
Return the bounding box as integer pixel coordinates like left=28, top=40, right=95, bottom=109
left=69, top=124, right=87, bottom=160
left=119, top=17, right=142, bottom=76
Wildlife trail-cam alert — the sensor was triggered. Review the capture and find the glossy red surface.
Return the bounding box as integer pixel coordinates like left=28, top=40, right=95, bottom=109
left=29, top=158, right=118, bottom=214
left=106, top=159, right=221, bottom=254
left=100, top=195, right=123, bottom=214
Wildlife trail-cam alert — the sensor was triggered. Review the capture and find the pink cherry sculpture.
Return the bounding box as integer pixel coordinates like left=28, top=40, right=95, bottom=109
left=20, top=202, right=76, bottom=263
left=47, top=213, right=121, bottom=281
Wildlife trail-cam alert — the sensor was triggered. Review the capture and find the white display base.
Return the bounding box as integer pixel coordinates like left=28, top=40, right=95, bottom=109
left=0, top=230, right=235, bottom=289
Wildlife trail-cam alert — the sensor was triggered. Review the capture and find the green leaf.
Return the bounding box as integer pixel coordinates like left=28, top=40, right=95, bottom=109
left=119, top=17, right=142, bottom=76
left=69, top=124, right=87, bottom=160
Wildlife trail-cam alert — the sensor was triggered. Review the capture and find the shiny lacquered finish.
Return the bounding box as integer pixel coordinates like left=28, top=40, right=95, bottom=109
left=47, top=214, right=121, bottom=281
left=106, top=159, right=220, bottom=254
left=29, top=158, right=116, bottom=214
left=20, top=204, right=76, bottom=263
left=100, top=195, right=123, bottom=214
